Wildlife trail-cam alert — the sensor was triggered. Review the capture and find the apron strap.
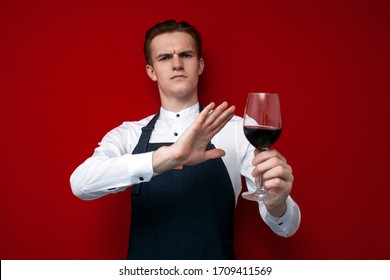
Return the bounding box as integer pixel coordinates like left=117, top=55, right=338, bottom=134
left=131, top=104, right=203, bottom=194
left=132, top=112, right=159, bottom=154
left=131, top=112, right=159, bottom=194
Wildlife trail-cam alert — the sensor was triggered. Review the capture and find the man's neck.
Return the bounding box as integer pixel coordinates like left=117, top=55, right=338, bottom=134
left=160, top=94, right=198, bottom=113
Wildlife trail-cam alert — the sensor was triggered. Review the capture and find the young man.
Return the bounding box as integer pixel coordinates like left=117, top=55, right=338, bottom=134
left=70, top=20, right=301, bottom=259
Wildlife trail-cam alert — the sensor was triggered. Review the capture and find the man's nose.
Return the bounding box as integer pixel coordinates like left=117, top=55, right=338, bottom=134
left=172, top=54, right=183, bottom=70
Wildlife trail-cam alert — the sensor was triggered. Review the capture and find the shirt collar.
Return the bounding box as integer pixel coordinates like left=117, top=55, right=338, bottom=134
left=159, top=102, right=200, bottom=120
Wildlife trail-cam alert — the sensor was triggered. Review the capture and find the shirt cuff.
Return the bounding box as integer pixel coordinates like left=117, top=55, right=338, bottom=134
left=126, top=151, right=154, bottom=184
left=267, top=196, right=295, bottom=225
left=262, top=196, right=301, bottom=237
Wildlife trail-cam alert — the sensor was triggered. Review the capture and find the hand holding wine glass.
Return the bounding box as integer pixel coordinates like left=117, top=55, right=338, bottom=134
left=242, top=92, right=282, bottom=201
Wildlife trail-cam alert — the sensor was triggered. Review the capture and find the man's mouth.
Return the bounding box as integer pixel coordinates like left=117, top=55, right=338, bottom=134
left=171, top=75, right=187, bottom=79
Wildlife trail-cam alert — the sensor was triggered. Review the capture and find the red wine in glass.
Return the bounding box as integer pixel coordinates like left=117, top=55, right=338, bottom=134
left=244, top=125, right=282, bottom=151
left=242, top=93, right=282, bottom=201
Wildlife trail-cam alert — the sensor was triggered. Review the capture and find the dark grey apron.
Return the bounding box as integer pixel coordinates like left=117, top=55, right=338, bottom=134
left=127, top=106, right=235, bottom=259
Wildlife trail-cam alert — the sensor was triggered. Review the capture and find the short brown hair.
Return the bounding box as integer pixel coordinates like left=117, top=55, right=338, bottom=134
left=143, top=20, right=202, bottom=65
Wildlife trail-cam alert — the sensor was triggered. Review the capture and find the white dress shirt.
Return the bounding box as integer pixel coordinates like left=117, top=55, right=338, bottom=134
left=70, top=103, right=301, bottom=237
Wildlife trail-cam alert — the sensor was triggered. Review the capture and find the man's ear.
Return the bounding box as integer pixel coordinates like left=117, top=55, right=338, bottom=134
left=198, top=58, right=205, bottom=76
left=146, top=65, right=157, bottom=81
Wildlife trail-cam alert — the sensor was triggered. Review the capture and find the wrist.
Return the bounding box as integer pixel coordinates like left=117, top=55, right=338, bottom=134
left=152, top=145, right=183, bottom=174
left=266, top=201, right=287, bottom=218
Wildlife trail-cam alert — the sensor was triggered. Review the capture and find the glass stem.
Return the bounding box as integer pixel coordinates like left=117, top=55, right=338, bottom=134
left=258, top=172, right=266, bottom=194
left=257, top=147, right=268, bottom=194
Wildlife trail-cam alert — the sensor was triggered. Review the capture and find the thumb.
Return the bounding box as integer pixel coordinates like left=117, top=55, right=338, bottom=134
left=205, top=148, right=226, bottom=160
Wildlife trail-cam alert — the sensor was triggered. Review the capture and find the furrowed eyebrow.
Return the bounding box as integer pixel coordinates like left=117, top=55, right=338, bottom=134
left=179, top=50, right=195, bottom=55
left=156, top=53, right=173, bottom=60
left=155, top=49, right=195, bottom=60
left=178, top=50, right=195, bottom=57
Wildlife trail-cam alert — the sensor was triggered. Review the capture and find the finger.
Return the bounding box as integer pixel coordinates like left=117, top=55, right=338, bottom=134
left=203, top=102, right=229, bottom=126
left=252, top=157, right=293, bottom=180
left=204, top=148, right=226, bottom=161
left=264, top=164, right=294, bottom=182
left=253, top=149, right=287, bottom=165
left=264, top=177, right=292, bottom=196
left=196, top=102, right=216, bottom=123
left=211, top=107, right=235, bottom=134
left=207, top=103, right=235, bottom=131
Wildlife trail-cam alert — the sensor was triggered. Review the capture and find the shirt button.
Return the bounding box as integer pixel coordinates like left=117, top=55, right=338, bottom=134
left=174, top=132, right=178, bottom=136
left=139, top=177, right=144, bottom=181
left=176, top=114, right=180, bottom=118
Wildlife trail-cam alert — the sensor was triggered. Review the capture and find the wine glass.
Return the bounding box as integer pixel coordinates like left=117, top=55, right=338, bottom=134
left=242, top=92, right=282, bottom=201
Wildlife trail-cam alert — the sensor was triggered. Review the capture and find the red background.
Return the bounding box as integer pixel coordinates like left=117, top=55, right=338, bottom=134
left=1, top=0, right=390, bottom=259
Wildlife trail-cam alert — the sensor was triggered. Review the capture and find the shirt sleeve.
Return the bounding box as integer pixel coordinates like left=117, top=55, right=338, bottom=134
left=70, top=122, right=154, bottom=200
left=238, top=119, right=301, bottom=237
left=259, top=196, right=301, bottom=237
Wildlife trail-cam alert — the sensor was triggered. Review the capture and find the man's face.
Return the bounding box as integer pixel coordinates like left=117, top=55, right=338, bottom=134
left=146, top=31, right=204, bottom=103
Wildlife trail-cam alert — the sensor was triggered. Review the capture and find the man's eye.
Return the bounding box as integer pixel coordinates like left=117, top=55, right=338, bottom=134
left=181, top=53, right=192, bottom=58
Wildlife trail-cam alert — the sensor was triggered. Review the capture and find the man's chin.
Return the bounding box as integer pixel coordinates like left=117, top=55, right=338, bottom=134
left=169, top=86, right=196, bottom=97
